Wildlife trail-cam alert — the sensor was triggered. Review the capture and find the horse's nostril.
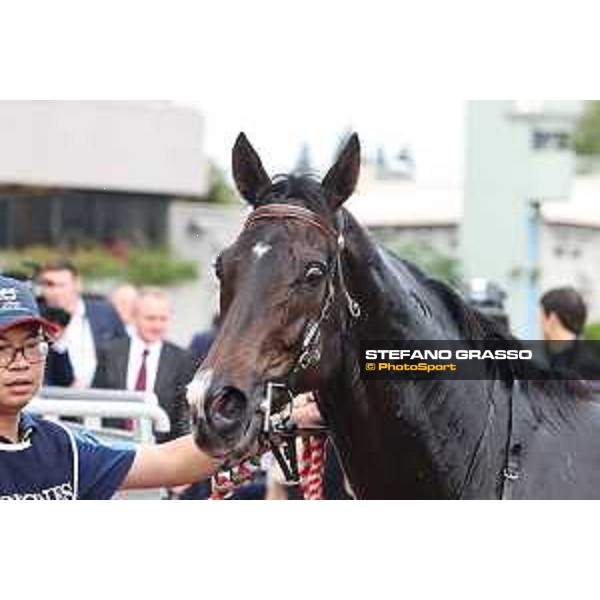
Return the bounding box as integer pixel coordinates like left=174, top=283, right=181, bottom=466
left=214, top=393, right=246, bottom=421
left=206, top=387, right=248, bottom=433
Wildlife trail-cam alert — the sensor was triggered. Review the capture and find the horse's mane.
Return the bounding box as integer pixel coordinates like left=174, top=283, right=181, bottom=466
left=400, top=258, right=593, bottom=407
left=253, top=179, right=593, bottom=412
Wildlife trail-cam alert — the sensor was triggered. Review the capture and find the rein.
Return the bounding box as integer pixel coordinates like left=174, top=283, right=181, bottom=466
left=210, top=203, right=361, bottom=499
left=456, top=378, right=520, bottom=499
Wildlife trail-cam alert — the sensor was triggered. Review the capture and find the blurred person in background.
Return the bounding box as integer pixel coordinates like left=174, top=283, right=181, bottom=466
left=110, top=283, right=138, bottom=337
left=92, top=287, right=200, bottom=498
left=37, top=261, right=126, bottom=387
left=540, top=287, right=600, bottom=381
left=37, top=302, right=74, bottom=387
left=189, top=312, right=220, bottom=363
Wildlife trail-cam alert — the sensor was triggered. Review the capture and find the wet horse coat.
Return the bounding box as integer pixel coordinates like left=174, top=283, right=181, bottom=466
left=299, top=214, right=600, bottom=499
left=191, top=132, right=600, bottom=499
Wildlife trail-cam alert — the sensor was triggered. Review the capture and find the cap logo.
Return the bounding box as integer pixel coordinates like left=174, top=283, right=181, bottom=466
left=0, top=287, right=23, bottom=311
left=0, top=288, right=17, bottom=302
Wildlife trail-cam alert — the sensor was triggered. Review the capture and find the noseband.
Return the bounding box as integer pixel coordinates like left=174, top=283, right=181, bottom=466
left=241, top=202, right=362, bottom=484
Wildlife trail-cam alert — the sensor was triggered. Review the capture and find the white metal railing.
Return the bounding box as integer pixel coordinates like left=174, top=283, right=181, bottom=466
left=30, top=387, right=170, bottom=444
left=29, top=387, right=172, bottom=499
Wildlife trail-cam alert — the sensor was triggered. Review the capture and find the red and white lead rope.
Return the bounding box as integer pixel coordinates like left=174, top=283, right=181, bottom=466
left=298, top=436, right=326, bottom=500
left=209, top=455, right=262, bottom=500
left=209, top=435, right=326, bottom=500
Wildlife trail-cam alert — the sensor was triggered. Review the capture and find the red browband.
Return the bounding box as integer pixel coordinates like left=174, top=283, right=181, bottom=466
left=244, top=203, right=339, bottom=242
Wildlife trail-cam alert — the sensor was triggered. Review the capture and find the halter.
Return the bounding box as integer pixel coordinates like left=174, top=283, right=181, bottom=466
left=243, top=202, right=362, bottom=488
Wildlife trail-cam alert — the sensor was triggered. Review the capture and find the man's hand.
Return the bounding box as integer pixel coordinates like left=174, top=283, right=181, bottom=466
left=120, top=435, right=222, bottom=491
left=292, top=392, right=324, bottom=428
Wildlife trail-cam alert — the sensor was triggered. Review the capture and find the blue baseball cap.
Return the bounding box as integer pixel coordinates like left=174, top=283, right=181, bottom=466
left=0, top=276, right=60, bottom=337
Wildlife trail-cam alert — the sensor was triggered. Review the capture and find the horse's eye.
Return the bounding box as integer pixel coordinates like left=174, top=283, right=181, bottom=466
left=304, top=263, right=326, bottom=285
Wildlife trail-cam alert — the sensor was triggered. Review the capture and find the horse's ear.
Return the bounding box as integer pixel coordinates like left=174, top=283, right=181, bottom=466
left=232, top=133, right=271, bottom=206
left=322, top=133, right=361, bottom=210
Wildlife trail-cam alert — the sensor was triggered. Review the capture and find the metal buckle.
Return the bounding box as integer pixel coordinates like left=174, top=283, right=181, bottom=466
left=298, top=348, right=321, bottom=371
left=348, top=297, right=361, bottom=319
left=259, top=381, right=294, bottom=434
left=502, top=467, right=519, bottom=482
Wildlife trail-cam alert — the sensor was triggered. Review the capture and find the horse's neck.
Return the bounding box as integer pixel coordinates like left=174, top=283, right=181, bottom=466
left=320, top=345, right=511, bottom=499
left=318, top=214, right=510, bottom=498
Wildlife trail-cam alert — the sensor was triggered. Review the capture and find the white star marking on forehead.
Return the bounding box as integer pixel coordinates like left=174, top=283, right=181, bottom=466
left=252, top=242, right=272, bottom=259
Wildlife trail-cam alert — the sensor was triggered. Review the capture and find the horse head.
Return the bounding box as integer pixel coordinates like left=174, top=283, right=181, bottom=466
left=187, top=132, right=361, bottom=460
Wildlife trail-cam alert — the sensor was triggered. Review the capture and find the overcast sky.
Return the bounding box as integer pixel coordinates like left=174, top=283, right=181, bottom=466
left=8, top=0, right=584, bottom=189
left=167, top=2, right=469, bottom=185
left=5, top=1, right=584, bottom=190
left=185, top=98, right=466, bottom=185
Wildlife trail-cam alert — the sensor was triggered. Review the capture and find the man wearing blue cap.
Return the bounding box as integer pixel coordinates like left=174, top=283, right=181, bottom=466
left=0, top=276, right=220, bottom=499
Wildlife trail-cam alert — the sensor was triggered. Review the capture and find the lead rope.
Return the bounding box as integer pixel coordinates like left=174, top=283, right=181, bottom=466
left=298, top=435, right=326, bottom=500
left=209, top=455, right=263, bottom=500
left=209, top=435, right=326, bottom=500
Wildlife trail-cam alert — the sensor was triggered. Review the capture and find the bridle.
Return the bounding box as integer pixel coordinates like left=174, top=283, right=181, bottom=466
left=212, top=203, right=529, bottom=498
left=239, top=202, right=362, bottom=485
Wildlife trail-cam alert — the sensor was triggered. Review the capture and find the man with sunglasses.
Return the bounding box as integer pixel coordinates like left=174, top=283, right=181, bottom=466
left=0, top=276, right=220, bottom=500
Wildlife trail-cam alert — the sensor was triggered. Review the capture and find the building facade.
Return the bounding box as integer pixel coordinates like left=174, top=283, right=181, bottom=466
left=0, top=101, right=207, bottom=249
left=346, top=166, right=600, bottom=327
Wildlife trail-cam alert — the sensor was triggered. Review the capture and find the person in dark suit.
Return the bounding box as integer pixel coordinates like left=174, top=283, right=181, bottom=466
left=93, top=287, right=200, bottom=499
left=84, top=293, right=127, bottom=349
left=189, top=313, right=220, bottom=363
left=92, top=287, right=198, bottom=443
left=37, top=261, right=126, bottom=387
left=38, top=302, right=75, bottom=387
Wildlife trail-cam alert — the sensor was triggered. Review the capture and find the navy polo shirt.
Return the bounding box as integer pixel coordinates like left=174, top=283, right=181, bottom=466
left=0, top=412, right=137, bottom=500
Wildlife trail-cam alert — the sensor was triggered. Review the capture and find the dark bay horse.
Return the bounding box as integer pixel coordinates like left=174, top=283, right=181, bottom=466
left=188, top=132, right=600, bottom=499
